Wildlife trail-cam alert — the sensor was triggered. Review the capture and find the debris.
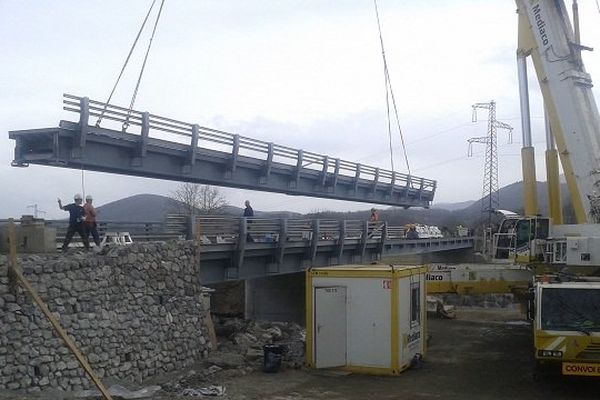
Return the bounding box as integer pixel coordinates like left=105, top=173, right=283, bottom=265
left=181, top=385, right=226, bottom=397
left=75, top=384, right=162, bottom=399
left=211, top=316, right=305, bottom=369
left=206, top=351, right=246, bottom=369
left=427, top=296, right=456, bottom=319
left=207, top=365, right=223, bottom=375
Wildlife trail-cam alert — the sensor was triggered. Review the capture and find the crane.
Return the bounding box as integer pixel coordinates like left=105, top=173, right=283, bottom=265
left=427, top=0, right=600, bottom=378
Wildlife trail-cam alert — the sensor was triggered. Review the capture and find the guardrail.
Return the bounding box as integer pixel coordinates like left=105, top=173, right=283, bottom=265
left=195, top=217, right=412, bottom=245
left=2, top=216, right=474, bottom=282
left=46, top=220, right=186, bottom=244
left=1, top=216, right=443, bottom=246
left=62, top=94, right=437, bottom=201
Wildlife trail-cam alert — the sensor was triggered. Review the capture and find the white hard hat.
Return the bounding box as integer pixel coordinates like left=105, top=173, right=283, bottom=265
left=74, top=193, right=83, bottom=200
left=85, top=195, right=93, bottom=201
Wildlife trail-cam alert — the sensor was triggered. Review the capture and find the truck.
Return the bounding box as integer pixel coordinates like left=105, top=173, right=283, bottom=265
left=528, top=276, right=600, bottom=376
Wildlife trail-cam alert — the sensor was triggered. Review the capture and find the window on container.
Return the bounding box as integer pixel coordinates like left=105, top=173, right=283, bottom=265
left=411, top=282, right=421, bottom=326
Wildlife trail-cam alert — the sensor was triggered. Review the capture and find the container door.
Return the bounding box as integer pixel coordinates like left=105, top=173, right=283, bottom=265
left=315, top=286, right=347, bottom=368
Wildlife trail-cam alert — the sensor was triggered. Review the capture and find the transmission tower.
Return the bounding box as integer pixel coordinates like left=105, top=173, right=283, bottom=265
left=468, top=101, right=513, bottom=227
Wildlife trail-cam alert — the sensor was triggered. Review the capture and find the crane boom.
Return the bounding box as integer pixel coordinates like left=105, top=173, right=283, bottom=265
left=516, top=0, right=600, bottom=223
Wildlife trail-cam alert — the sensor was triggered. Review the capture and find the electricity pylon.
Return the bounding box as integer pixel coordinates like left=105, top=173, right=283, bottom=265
left=468, top=101, right=513, bottom=227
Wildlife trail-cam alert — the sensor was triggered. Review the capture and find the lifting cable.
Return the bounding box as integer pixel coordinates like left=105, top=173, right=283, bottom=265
left=373, top=0, right=411, bottom=176
left=89, top=0, right=166, bottom=197
left=123, top=0, right=166, bottom=130
left=96, top=0, right=159, bottom=127
left=94, top=0, right=166, bottom=129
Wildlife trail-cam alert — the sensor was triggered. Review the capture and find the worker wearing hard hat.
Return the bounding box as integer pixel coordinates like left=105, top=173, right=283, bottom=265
left=83, top=195, right=101, bottom=247
left=58, top=194, right=90, bottom=251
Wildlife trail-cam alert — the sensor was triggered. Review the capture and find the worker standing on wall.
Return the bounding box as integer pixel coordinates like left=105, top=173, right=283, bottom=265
left=84, top=194, right=101, bottom=247
left=58, top=194, right=89, bottom=251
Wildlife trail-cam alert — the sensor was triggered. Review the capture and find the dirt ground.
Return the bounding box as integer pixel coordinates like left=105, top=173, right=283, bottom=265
left=4, top=308, right=600, bottom=399
left=195, top=308, right=600, bottom=400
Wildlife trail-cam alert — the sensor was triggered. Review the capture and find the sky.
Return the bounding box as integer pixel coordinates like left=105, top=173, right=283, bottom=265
left=1, top=0, right=600, bottom=219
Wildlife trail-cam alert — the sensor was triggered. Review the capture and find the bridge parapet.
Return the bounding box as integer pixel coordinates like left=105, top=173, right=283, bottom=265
left=1, top=216, right=474, bottom=283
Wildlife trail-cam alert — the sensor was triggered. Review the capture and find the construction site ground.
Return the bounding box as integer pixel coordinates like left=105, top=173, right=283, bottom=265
left=209, top=309, right=600, bottom=400
left=3, top=307, right=600, bottom=399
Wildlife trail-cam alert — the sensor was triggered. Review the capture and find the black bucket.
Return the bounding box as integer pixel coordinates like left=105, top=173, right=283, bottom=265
left=263, top=344, right=285, bottom=373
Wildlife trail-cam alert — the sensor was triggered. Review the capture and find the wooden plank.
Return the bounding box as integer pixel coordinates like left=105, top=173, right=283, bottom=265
left=204, top=313, right=218, bottom=351
left=7, top=220, right=113, bottom=400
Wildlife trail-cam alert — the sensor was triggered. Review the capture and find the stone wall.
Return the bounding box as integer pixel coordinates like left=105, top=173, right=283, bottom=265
left=0, top=242, right=211, bottom=393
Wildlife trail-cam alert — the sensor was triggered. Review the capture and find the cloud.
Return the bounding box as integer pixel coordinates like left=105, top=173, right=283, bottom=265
left=1, top=0, right=599, bottom=217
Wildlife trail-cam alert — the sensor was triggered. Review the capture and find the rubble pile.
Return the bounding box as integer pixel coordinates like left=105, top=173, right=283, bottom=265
left=160, top=317, right=305, bottom=397
left=0, top=242, right=211, bottom=393
left=441, top=294, right=516, bottom=308
left=211, top=317, right=305, bottom=370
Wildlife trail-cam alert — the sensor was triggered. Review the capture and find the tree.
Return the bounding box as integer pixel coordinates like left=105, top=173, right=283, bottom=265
left=170, top=183, right=228, bottom=216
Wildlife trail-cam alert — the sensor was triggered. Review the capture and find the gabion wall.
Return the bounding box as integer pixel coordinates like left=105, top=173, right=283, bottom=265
left=0, top=242, right=210, bottom=393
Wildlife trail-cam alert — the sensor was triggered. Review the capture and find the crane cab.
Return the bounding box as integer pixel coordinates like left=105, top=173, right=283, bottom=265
left=492, top=216, right=550, bottom=263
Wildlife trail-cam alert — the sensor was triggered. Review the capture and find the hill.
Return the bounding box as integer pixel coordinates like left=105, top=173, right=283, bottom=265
left=95, top=194, right=180, bottom=222
left=94, top=180, right=575, bottom=229
left=458, top=180, right=573, bottom=225
left=432, top=200, right=475, bottom=211
left=95, top=194, right=301, bottom=222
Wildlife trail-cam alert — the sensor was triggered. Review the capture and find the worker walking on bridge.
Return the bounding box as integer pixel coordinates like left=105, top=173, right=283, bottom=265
left=243, top=200, right=254, bottom=217
left=243, top=200, right=254, bottom=242
left=58, top=194, right=89, bottom=251
left=84, top=195, right=101, bottom=247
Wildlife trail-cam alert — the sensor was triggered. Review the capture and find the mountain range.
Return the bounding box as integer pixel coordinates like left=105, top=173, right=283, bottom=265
left=94, top=180, right=574, bottom=229
left=95, top=194, right=302, bottom=222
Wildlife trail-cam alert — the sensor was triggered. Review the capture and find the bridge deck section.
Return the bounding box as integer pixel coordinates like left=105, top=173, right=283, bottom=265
left=9, top=95, right=436, bottom=208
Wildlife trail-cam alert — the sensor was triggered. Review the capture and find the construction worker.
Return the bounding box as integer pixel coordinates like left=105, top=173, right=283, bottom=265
left=84, top=194, right=101, bottom=247
left=58, top=194, right=89, bottom=251
left=370, top=208, right=379, bottom=222
left=243, top=200, right=254, bottom=242
left=406, top=225, right=419, bottom=239
left=243, top=200, right=254, bottom=217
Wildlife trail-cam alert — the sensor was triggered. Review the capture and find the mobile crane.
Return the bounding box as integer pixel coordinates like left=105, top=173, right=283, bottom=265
left=427, top=0, right=600, bottom=377
left=492, top=0, right=600, bottom=377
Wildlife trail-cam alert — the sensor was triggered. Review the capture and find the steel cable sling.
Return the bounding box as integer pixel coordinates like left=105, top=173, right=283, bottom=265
left=373, top=0, right=412, bottom=176
left=95, top=0, right=167, bottom=129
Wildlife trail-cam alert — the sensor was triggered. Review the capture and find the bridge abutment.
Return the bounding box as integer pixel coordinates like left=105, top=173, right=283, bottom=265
left=0, top=242, right=211, bottom=392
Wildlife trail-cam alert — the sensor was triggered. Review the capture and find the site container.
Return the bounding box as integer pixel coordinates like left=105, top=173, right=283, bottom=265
left=305, top=265, right=427, bottom=375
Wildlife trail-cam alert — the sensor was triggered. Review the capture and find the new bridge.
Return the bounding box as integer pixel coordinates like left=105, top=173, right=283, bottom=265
left=21, top=216, right=474, bottom=284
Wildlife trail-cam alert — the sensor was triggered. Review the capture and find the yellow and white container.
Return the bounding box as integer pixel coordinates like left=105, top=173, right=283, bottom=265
left=305, top=265, right=427, bottom=375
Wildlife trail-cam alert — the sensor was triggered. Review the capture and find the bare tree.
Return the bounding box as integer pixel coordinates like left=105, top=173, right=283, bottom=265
left=170, top=183, right=228, bottom=216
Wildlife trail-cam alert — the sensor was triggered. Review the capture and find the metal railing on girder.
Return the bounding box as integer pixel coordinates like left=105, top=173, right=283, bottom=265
left=62, top=94, right=437, bottom=199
